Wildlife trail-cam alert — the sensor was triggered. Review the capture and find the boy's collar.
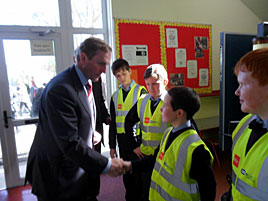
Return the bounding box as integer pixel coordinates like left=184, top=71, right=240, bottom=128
left=172, top=120, right=191, bottom=132
left=256, top=115, right=268, bottom=130
left=149, top=90, right=167, bottom=101
left=120, top=80, right=135, bottom=91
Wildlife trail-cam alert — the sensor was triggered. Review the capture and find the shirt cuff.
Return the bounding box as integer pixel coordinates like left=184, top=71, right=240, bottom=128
left=102, top=158, right=112, bottom=174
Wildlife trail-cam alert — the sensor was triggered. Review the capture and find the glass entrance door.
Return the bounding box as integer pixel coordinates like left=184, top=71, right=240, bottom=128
left=0, top=33, right=61, bottom=189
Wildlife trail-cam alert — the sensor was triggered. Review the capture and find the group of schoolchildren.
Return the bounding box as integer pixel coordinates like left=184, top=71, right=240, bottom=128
left=108, top=58, right=216, bottom=201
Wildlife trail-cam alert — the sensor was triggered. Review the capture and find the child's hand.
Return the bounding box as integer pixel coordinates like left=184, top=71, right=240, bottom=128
left=133, top=147, right=144, bottom=158
left=110, top=148, right=118, bottom=158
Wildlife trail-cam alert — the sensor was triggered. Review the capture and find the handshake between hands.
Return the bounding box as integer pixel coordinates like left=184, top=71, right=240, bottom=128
left=107, top=158, right=131, bottom=177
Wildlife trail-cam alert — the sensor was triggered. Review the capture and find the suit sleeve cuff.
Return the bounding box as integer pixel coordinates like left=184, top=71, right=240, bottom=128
left=102, top=158, right=111, bottom=174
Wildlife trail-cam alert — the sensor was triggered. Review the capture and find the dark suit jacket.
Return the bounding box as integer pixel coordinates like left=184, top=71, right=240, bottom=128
left=25, top=65, right=108, bottom=200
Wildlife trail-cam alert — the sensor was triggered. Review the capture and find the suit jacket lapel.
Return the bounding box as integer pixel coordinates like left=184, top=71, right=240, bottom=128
left=71, top=66, right=91, bottom=116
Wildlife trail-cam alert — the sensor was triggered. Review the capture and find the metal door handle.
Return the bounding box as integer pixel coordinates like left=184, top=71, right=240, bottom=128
left=3, top=110, right=8, bottom=128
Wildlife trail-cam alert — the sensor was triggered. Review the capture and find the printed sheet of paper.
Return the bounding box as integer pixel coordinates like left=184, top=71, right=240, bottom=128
left=122, top=45, right=148, bottom=66
left=166, top=28, right=178, bottom=48
left=175, top=48, right=186, bottom=67
left=199, top=68, right=209, bottom=86
left=187, top=60, right=197, bottom=78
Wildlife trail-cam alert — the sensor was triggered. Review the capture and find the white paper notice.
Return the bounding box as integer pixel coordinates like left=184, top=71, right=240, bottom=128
left=166, top=28, right=178, bottom=48
left=122, top=45, right=148, bottom=66
left=187, top=60, right=197, bottom=78
left=199, top=69, right=209, bottom=86
left=175, top=48, right=186, bottom=67
left=31, top=40, right=54, bottom=56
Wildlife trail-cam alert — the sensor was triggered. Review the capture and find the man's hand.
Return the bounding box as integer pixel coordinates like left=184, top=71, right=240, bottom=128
left=107, top=158, right=124, bottom=177
left=133, top=147, right=144, bottom=159
left=110, top=148, right=118, bottom=158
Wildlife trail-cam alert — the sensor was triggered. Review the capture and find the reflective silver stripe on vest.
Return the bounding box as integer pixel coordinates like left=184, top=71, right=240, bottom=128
left=113, top=89, right=119, bottom=108
left=142, top=125, right=167, bottom=133
left=139, top=95, right=167, bottom=133
left=140, top=94, right=150, bottom=130
left=160, top=128, right=172, bottom=146
left=232, top=115, right=256, bottom=151
left=132, top=84, right=140, bottom=105
left=116, top=122, right=124, bottom=128
left=258, top=154, right=268, bottom=192
left=141, top=139, right=161, bottom=147
left=153, top=133, right=201, bottom=194
left=116, top=110, right=129, bottom=116
left=151, top=180, right=183, bottom=201
left=232, top=166, right=268, bottom=200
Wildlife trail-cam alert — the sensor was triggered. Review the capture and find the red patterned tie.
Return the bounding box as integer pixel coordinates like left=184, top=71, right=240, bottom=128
left=86, top=83, right=92, bottom=97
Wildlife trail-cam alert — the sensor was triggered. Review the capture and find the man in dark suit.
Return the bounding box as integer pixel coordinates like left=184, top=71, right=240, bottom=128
left=73, top=47, right=111, bottom=153
left=25, top=37, right=123, bottom=201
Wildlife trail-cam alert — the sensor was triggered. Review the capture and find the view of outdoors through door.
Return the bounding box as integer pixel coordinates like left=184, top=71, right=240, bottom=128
left=0, top=39, right=56, bottom=189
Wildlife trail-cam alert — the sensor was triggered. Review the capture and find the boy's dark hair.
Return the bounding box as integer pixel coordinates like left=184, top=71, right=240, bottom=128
left=168, top=86, right=200, bottom=120
left=111, top=58, right=130, bottom=75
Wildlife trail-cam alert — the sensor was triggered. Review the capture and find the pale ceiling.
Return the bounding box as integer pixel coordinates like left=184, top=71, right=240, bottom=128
left=240, top=0, right=268, bottom=21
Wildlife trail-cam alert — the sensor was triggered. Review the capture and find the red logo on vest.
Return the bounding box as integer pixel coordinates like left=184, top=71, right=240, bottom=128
left=233, top=154, right=240, bottom=168
left=144, top=117, right=150, bottom=124
left=159, top=152, right=164, bottom=160
left=118, top=104, right=122, bottom=109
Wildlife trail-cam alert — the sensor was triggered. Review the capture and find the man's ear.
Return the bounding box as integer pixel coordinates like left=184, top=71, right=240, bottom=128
left=80, top=52, right=87, bottom=64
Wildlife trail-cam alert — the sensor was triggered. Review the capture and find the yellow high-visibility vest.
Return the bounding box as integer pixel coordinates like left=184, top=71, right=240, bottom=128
left=137, top=94, right=169, bottom=155
left=150, top=127, right=213, bottom=201
left=113, top=83, right=146, bottom=134
left=232, top=114, right=268, bottom=201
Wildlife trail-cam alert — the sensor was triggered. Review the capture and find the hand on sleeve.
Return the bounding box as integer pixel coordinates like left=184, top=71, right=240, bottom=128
left=110, top=148, right=118, bottom=158
left=133, top=146, right=144, bottom=159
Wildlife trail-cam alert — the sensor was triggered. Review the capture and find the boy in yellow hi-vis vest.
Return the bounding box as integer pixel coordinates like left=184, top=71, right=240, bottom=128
left=231, top=48, right=268, bottom=201
left=125, top=64, right=170, bottom=200
left=109, top=58, right=147, bottom=201
left=123, top=86, right=216, bottom=201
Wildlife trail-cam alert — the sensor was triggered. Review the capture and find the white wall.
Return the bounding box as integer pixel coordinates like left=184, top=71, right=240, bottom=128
left=111, top=0, right=260, bottom=90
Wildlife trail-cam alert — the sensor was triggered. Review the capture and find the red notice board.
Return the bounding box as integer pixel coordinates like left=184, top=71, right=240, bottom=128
left=114, top=18, right=212, bottom=94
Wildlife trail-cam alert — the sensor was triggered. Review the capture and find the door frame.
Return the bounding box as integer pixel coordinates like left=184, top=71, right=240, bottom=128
left=0, top=29, right=62, bottom=188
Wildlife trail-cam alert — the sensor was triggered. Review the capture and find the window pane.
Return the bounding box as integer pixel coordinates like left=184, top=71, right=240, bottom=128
left=73, top=34, right=104, bottom=50
left=14, top=124, right=36, bottom=178
left=3, top=39, right=57, bottom=119
left=71, top=0, right=103, bottom=28
left=0, top=0, right=60, bottom=26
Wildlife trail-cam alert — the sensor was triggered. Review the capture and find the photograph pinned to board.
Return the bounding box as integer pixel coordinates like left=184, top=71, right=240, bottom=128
left=194, top=36, right=208, bottom=58
left=175, top=48, right=186, bottom=67
left=187, top=60, right=197, bottom=79
left=170, top=73, right=184, bottom=86
left=122, top=45, right=148, bottom=66
left=166, top=28, right=178, bottom=48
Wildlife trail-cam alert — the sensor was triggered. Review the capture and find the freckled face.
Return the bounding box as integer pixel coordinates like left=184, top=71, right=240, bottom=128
left=235, top=71, right=268, bottom=116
